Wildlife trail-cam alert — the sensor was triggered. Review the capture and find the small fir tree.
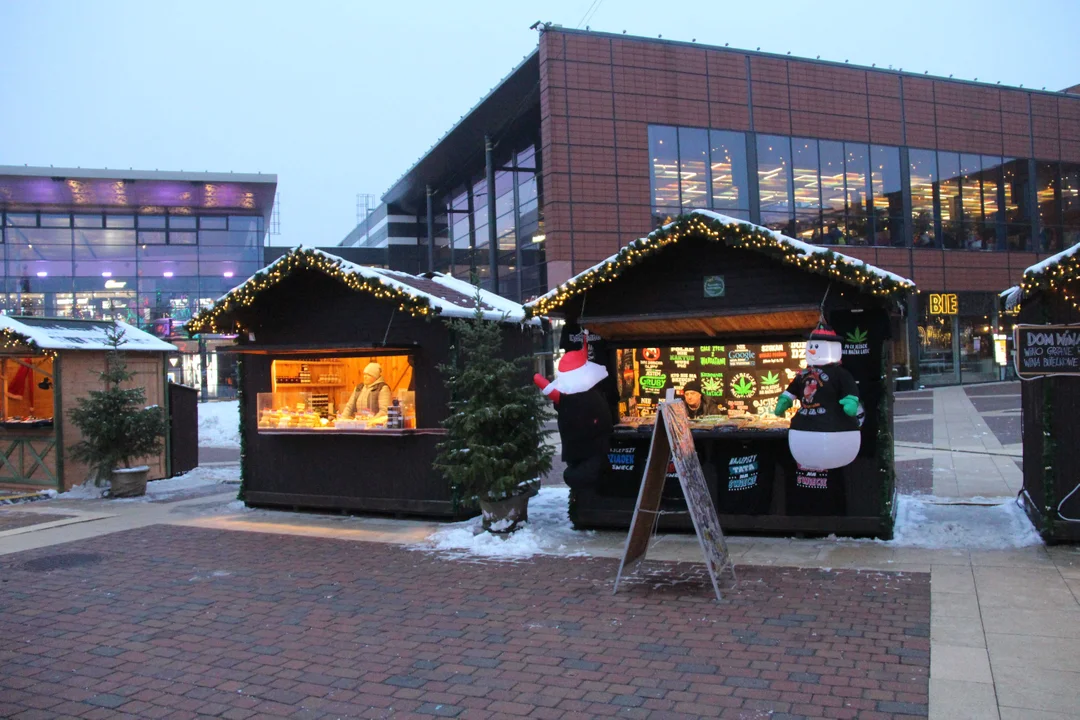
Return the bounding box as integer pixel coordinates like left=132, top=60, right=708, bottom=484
left=435, top=297, right=553, bottom=505
left=69, top=326, right=168, bottom=485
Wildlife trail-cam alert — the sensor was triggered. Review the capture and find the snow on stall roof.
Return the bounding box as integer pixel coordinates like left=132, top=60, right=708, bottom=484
left=1022, top=240, right=1080, bottom=278
left=525, top=209, right=913, bottom=311
left=206, top=246, right=530, bottom=323
left=0, top=316, right=176, bottom=352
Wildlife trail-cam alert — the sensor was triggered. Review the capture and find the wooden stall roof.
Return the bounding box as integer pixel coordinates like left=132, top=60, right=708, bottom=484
left=1006, top=240, right=1080, bottom=311
left=526, top=210, right=914, bottom=319
left=187, top=247, right=535, bottom=335
left=581, top=306, right=822, bottom=341
left=0, top=316, right=177, bottom=354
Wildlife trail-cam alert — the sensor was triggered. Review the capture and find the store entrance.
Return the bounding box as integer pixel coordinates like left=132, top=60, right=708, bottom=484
left=916, top=292, right=1006, bottom=386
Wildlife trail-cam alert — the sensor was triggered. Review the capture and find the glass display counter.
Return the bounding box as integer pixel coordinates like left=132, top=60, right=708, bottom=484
left=257, top=353, right=427, bottom=434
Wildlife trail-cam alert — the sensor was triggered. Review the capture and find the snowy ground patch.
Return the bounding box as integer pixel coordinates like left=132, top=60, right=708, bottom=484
left=199, top=400, right=240, bottom=448
left=421, top=487, right=596, bottom=560
left=888, top=494, right=1042, bottom=549
left=58, top=464, right=240, bottom=502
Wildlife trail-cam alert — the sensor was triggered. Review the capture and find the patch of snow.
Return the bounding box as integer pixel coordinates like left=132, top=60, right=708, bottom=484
left=420, top=487, right=596, bottom=560
left=888, top=494, right=1042, bottom=549
left=199, top=401, right=240, bottom=448
left=58, top=464, right=240, bottom=502
left=1024, top=241, right=1080, bottom=277
left=0, top=316, right=176, bottom=352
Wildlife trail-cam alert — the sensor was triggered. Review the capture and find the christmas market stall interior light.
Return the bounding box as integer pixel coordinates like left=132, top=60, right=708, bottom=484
left=187, top=247, right=541, bottom=519
left=525, top=209, right=914, bottom=538
left=1004, top=239, right=1080, bottom=543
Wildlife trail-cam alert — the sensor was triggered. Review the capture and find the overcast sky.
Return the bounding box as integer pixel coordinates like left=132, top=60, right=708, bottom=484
left=3, top=0, right=1078, bottom=247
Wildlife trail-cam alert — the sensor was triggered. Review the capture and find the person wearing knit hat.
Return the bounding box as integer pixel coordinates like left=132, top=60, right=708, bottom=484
left=774, top=321, right=862, bottom=470
left=680, top=378, right=708, bottom=419
left=342, top=360, right=392, bottom=420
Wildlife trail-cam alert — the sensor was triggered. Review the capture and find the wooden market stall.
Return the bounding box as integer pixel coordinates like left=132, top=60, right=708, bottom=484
left=0, top=316, right=176, bottom=492
left=1005, top=244, right=1080, bottom=543
left=526, top=210, right=914, bottom=538
left=187, top=247, right=539, bottom=519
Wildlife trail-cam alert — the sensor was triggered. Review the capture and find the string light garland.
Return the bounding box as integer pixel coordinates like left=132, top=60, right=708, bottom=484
left=186, top=247, right=440, bottom=336
left=1018, top=246, right=1080, bottom=314
left=525, top=214, right=915, bottom=317
left=0, top=328, right=58, bottom=358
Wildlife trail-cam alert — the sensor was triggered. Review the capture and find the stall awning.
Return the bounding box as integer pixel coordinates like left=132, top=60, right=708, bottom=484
left=580, top=306, right=822, bottom=341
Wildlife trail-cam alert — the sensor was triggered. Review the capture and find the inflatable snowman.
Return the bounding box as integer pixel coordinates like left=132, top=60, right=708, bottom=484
left=533, top=333, right=613, bottom=489
left=774, top=322, right=862, bottom=470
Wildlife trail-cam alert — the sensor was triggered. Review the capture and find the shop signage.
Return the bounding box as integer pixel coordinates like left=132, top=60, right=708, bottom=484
left=929, top=293, right=959, bottom=315
left=703, top=275, right=726, bottom=298
left=614, top=400, right=734, bottom=601
left=1013, top=324, right=1080, bottom=378
left=994, top=334, right=1008, bottom=367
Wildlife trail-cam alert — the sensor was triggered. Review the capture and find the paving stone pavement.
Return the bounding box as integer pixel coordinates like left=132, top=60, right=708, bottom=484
left=0, top=525, right=930, bottom=720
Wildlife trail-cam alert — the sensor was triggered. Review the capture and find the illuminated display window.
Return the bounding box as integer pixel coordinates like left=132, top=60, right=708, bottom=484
left=614, top=341, right=807, bottom=430
left=258, top=355, right=416, bottom=432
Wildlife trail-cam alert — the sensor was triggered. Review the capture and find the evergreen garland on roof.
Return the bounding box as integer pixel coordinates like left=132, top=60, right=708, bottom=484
left=526, top=213, right=915, bottom=317
left=186, top=247, right=438, bottom=336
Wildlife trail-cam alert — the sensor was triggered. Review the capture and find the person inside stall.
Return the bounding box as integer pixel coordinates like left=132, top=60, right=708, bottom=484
left=342, top=362, right=391, bottom=421
left=681, top=379, right=712, bottom=419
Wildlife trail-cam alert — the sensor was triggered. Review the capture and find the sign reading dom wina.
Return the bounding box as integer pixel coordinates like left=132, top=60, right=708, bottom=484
left=1014, top=325, right=1080, bottom=378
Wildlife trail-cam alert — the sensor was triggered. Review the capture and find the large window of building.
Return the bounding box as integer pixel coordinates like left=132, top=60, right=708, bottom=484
left=649, top=126, right=680, bottom=221
left=757, top=134, right=792, bottom=233
left=872, top=145, right=904, bottom=246
left=910, top=149, right=937, bottom=247
left=709, top=130, right=749, bottom=218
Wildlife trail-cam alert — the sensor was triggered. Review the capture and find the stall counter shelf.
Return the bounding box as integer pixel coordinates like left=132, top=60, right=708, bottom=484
left=258, top=427, right=446, bottom=436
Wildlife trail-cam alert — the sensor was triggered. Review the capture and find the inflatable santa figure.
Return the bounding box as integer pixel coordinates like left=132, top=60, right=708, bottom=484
left=534, top=334, right=613, bottom=489
left=774, top=322, right=862, bottom=470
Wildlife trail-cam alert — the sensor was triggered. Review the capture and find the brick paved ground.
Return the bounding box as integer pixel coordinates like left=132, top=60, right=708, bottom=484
left=0, top=511, right=75, bottom=532
left=0, top=526, right=930, bottom=719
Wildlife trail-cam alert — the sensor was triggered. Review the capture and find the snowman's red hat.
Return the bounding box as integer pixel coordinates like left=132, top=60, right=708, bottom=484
left=548, top=332, right=608, bottom=395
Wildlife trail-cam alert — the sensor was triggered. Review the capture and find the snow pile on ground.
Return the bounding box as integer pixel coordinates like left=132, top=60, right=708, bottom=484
left=59, top=464, right=240, bottom=502
left=199, top=401, right=240, bottom=448
left=422, top=487, right=596, bottom=560
left=888, top=494, right=1043, bottom=549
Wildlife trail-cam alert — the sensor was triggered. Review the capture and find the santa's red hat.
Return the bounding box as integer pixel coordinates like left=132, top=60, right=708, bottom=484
left=542, top=332, right=608, bottom=396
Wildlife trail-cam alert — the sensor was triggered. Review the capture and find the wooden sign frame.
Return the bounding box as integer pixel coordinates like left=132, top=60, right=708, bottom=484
left=1013, top=324, right=1080, bottom=379
left=614, top=400, right=736, bottom=601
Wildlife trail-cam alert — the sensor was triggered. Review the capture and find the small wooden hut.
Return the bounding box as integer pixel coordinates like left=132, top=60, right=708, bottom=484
left=0, top=316, right=176, bottom=491
left=526, top=210, right=914, bottom=538
left=1005, top=243, right=1080, bottom=543
left=186, top=247, right=539, bottom=519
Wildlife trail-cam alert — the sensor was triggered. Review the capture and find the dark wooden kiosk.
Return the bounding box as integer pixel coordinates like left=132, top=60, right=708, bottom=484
left=527, top=210, right=914, bottom=538
left=1005, top=243, right=1080, bottom=543
left=187, top=247, right=537, bottom=519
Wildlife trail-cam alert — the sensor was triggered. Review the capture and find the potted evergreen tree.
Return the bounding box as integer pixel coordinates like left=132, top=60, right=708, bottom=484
left=68, top=325, right=168, bottom=498
left=435, top=298, right=553, bottom=533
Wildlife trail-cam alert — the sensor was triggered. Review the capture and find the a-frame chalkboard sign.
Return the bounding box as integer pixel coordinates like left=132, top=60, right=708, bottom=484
left=613, top=399, right=737, bottom=601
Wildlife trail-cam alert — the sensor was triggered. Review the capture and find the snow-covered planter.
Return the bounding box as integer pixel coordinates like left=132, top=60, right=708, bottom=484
left=107, top=465, right=150, bottom=498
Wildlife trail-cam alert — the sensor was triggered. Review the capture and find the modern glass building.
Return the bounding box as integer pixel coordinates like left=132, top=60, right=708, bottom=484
left=341, top=27, right=1080, bottom=386
left=0, top=166, right=277, bottom=396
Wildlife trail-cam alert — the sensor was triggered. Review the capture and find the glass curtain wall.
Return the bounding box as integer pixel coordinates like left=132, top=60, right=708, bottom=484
left=647, top=124, right=1078, bottom=255
left=2, top=212, right=263, bottom=326
left=436, top=141, right=543, bottom=300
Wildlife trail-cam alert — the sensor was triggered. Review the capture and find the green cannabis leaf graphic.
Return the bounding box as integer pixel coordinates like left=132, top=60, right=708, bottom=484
left=761, top=371, right=780, bottom=385
left=701, top=377, right=723, bottom=395
left=732, top=376, right=755, bottom=397
left=845, top=327, right=868, bottom=343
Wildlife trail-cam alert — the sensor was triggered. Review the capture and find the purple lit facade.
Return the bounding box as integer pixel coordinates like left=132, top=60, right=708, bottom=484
left=1, top=166, right=277, bottom=397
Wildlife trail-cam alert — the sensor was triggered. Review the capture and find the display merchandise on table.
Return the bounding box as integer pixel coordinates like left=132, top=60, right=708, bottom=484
left=614, top=340, right=805, bottom=433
